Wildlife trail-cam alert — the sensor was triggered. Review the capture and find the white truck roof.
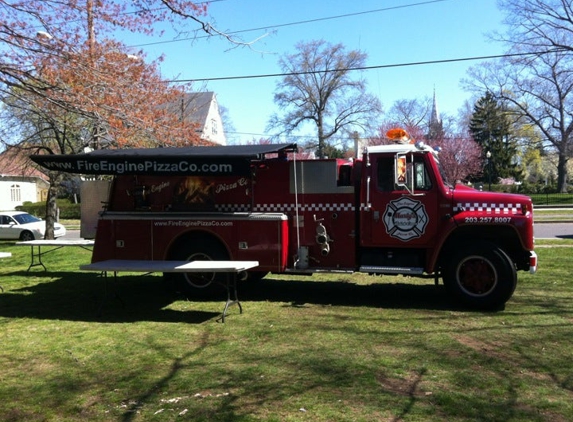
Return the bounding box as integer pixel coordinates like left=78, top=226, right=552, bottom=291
left=366, top=142, right=439, bottom=156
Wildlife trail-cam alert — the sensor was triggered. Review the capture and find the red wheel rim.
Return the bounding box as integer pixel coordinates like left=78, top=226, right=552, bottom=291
left=457, top=256, right=497, bottom=297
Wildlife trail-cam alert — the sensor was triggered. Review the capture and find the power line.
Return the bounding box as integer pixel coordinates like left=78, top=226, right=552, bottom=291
left=227, top=131, right=318, bottom=140
left=170, top=50, right=567, bottom=83
left=130, top=0, right=451, bottom=48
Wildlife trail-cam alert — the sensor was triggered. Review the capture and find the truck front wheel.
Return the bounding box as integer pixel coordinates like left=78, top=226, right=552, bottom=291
left=443, top=243, right=517, bottom=310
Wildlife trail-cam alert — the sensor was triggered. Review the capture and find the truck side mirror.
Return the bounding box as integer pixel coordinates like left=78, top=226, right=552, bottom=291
left=395, top=154, right=407, bottom=188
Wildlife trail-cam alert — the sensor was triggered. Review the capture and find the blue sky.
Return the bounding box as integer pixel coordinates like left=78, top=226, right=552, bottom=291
left=123, top=0, right=505, bottom=144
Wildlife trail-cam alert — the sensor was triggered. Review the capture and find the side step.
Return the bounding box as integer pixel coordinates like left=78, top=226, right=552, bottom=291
left=284, top=268, right=354, bottom=275
left=359, top=266, right=424, bottom=275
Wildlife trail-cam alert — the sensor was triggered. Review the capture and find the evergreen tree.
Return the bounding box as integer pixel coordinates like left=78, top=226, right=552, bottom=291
left=469, top=92, right=522, bottom=184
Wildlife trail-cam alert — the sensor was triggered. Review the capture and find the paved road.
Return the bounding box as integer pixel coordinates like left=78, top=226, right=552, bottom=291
left=64, top=223, right=573, bottom=241
left=535, top=222, right=573, bottom=239
left=62, top=230, right=81, bottom=240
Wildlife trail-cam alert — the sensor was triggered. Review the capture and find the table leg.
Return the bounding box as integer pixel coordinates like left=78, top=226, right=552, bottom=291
left=217, top=273, right=242, bottom=323
left=27, top=245, right=47, bottom=272
left=97, top=271, right=125, bottom=316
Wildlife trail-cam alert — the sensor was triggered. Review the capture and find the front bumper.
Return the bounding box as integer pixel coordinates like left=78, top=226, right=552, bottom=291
left=529, top=251, right=538, bottom=274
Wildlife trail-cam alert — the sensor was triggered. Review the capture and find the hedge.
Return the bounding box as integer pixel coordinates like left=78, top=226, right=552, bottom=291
left=16, top=201, right=81, bottom=220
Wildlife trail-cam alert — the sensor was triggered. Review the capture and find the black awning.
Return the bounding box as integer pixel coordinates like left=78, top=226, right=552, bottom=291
left=30, top=143, right=297, bottom=176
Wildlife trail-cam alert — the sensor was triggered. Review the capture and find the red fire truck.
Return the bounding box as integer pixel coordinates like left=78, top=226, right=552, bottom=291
left=32, top=131, right=537, bottom=309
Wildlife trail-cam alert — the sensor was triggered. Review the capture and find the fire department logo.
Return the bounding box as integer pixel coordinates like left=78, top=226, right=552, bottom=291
left=383, top=197, right=428, bottom=241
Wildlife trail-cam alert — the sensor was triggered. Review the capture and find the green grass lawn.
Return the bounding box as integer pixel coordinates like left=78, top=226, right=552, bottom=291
left=533, top=208, right=573, bottom=222
left=0, top=240, right=572, bottom=421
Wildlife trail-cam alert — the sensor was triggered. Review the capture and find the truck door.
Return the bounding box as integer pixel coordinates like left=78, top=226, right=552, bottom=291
left=360, top=154, right=439, bottom=247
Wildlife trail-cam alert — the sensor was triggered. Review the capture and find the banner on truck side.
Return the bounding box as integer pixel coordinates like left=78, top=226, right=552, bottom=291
left=30, top=143, right=297, bottom=177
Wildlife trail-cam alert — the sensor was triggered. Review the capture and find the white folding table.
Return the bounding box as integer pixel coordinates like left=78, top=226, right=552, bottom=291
left=80, top=259, right=259, bottom=322
left=16, top=239, right=94, bottom=272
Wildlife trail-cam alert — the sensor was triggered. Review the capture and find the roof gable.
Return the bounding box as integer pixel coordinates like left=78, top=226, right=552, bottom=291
left=167, top=92, right=215, bottom=127
left=166, top=91, right=226, bottom=145
left=0, top=147, right=47, bottom=180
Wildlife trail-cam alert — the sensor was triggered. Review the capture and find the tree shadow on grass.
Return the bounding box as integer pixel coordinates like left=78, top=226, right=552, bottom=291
left=237, top=276, right=460, bottom=311
left=0, top=271, right=219, bottom=323
left=0, top=270, right=480, bottom=323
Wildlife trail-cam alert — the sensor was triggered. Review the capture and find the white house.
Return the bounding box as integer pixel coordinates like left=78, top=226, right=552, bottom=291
left=0, top=148, right=48, bottom=211
left=175, top=91, right=227, bottom=145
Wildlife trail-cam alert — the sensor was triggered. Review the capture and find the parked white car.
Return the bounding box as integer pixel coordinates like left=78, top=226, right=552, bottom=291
left=0, top=211, right=66, bottom=241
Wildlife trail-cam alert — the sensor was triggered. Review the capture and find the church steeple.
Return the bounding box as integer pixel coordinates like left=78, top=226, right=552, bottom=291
left=427, top=87, right=443, bottom=140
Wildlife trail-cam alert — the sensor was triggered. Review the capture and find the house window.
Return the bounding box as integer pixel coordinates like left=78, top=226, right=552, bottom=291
left=211, top=119, right=218, bottom=135
left=10, top=184, right=21, bottom=202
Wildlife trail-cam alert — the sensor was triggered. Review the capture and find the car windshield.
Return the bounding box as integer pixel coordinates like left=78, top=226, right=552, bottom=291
left=13, top=213, right=41, bottom=224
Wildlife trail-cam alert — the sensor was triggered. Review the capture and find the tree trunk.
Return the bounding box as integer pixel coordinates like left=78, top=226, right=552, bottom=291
left=317, top=113, right=325, bottom=159
left=43, top=173, right=60, bottom=239
left=557, top=154, right=569, bottom=193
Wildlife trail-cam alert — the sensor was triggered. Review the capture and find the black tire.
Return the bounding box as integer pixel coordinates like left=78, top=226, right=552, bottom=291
left=443, top=243, right=517, bottom=310
left=19, top=231, right=35, bottom=241
left=167, top=236, right=229, bottom=296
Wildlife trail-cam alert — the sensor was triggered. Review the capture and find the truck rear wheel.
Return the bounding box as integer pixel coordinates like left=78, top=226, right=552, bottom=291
left=443, top=243, right=517, bottom=310
left=168, top=236, right=229, bottom=295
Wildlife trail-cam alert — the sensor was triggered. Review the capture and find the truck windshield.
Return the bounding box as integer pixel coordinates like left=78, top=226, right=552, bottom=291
left=435, top=158, right=453, bottom=188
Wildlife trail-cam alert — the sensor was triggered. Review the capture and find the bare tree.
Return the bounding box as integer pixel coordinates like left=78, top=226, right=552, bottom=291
left=268, top=40, right=382, bottom=159
left=495, top=0, right=573, bottom=53
left=386, top=98, right=432, bottom=130
left=465, top=49, right=573, bottom=192
left=0, top=0, right=249, bottom=237
left=463, top=0, right=573, bottom=192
